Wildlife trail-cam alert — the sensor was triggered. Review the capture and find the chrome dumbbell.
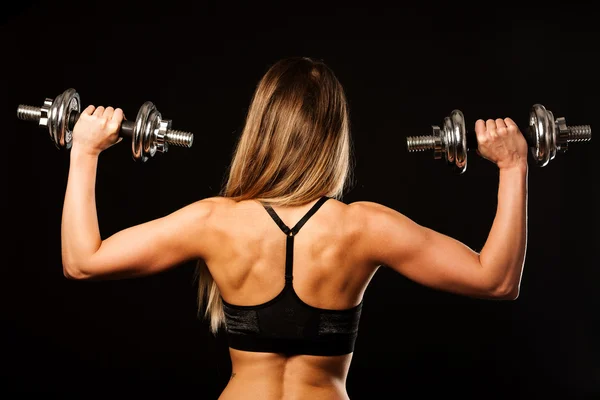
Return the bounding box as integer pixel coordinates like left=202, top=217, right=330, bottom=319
left=17, top=88, right=194, bottom=162
left=406, top=104, right=592, bottom=174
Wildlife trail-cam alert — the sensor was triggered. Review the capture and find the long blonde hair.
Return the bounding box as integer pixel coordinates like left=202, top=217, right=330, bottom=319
left=196, top=57, right=353, bottom=334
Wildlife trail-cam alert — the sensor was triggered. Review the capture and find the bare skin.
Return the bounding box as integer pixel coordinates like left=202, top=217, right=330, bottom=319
left=205, top=197, right=373, bottom=400
left=61, top=106, right=528, bottom=399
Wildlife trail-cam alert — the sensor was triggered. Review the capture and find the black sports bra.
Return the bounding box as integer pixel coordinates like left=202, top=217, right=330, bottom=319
left=221, top=196, right=363, bottom=356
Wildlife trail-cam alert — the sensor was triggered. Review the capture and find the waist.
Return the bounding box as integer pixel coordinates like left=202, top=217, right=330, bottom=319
left=222, top=350, right=351, bottom=400
left=220, top=376, right=350, bottom=400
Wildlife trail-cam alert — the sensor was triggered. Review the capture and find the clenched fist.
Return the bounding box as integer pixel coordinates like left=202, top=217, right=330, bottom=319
left=72, top=105, right=124, bottom=156
left=474, top=118, right=529, bottom=170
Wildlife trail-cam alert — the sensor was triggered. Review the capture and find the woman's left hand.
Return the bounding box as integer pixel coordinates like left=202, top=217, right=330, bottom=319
left=72, top=105, right=124, bottom=156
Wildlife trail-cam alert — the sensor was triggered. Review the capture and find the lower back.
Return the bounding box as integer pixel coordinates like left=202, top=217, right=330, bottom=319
left=219, top=348, right=352, bottom=400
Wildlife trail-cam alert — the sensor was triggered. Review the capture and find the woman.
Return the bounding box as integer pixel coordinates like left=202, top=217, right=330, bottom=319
left=61, top=57, right=529, bottom=399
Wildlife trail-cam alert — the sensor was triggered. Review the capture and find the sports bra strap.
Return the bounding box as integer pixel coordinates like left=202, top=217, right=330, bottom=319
left=262, top=196, right=330, bottom=283
left=263, top=196, right=329, bottom=237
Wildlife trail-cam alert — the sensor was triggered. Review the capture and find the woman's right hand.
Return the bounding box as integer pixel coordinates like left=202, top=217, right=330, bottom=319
left=474, top=118, right=529, bottom=170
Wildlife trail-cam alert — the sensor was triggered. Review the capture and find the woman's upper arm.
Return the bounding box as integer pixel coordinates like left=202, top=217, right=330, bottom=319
left=71, top=198, right=217, bottom=280
left=352, top=201, right=500, bottom=299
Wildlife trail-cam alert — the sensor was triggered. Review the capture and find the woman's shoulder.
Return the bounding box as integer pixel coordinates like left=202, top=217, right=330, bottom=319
left=191, top=196, right=394, bottom=224
left=188, top=196, right=265, bottom=222
left=346, top=200, right=391, bottom=219
left=187, top=196, right=239, bottom=212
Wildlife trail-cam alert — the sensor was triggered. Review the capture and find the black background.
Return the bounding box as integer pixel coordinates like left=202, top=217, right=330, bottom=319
left=2, top=1, right=598, bottom=398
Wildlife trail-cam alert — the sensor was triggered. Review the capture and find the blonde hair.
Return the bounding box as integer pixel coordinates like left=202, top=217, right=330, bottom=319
left=196, top=57, right=353, bottom=334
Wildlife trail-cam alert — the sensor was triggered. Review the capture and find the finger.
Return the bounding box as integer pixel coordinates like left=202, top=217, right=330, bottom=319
left=103, top=106, right=115, bottom=120
left=504, top=117, right=521, bottom=137
left=93, top=106, right=105, bottom=116
left=486, top=119, right=497, bottom=136
left=474, top=120, right=488, bottom=153
left=495, top=118, right=507, bottom=129
left=474, top=119, right=487, bottom=137
left=504, top=117, right=518, bottom=128
left=495, top=118, right=508, bottom=136
left=111, top=108, right=124, bottom=123
left=82, top=105, right=96, bottom=115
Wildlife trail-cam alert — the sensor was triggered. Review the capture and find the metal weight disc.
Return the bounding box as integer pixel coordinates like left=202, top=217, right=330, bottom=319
left=529, top=104, right=555, bottom=167
left=48, top=89, right=80, bottom=149
left=450, top=109, right=467, bottom=174
left=442, top=116, right=455, bottom=166
left=63, top=91, right=80, bottom=149
left=132, top=102, right=156, bottom=161
left=141, top=107, right=161, bottom=161
left=47, top=91, right=63, bottom=147
left=546, top=109, right=557, bottom=163
left=443, top=110, right=467, bottom=174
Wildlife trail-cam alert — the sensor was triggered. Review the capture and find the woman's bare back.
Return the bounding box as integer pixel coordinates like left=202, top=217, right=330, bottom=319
left=202, top=197, right=378, bottom=399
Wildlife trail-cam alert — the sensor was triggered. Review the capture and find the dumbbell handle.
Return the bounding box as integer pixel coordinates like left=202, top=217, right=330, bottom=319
left=66, top=110, right=135, bottom=140
left=464, top=126, right=537, bottom=151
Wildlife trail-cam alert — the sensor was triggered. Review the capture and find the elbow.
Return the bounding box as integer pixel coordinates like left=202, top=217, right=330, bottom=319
left=490, top=282, right=520, bottom=300
left=482, top=262, right=522, bottom=300
left=62, top=261, right=91, bottom=280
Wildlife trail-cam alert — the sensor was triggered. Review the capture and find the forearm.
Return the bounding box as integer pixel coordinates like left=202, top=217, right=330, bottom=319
left=61, top=148, right=102, bottom=272
left=479, top=163, right=528, bottom=296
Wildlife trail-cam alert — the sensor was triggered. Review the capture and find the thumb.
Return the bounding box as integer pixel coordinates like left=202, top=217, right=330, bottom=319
left=110, top=137, right=124, bottom=148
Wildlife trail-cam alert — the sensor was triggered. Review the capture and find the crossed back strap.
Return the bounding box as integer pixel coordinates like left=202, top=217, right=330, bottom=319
left=262, top=196, right=330, bottom=282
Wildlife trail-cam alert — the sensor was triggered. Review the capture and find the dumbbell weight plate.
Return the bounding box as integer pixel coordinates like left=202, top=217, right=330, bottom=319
left=443, top=109, right=467, bottom=174
left=132, top=101, right=161, bottom=162
left=145, top=106, right=161, bottom=159
left=48, top=88, right=80, bottom=149
left=529, top=104, right=556, bottom=167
